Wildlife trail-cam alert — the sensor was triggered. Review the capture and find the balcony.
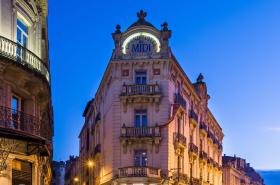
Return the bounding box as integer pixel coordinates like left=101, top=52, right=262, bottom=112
left=120, top=125, right=161, bottom=152
left=118, top=166, right=161, bottom=178
left=174, top=93, right=186, bottom=109
left=199, top=122, right=207, bottom=137
left=189, top=142, right=199, bottom=158
left=190, top=177, right=202, bottom=185
left=207, top=158, right=214, bottom=167
left=189, top=109, right=198, bottom=130
left=172, top=172, right=189, bottom=184
left=173, top=132, right=187, bottom=148
left=0, top=35, right=49, bottom=83
left=199, top=151, right=208, bottom=161
left=120, top=84, right=161, bottom=106
left=93, top=144, right=101, bottom=157
left=207, top=131, right=215, bottom=143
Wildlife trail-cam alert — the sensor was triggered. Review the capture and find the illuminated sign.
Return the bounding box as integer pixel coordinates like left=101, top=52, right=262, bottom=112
left=122, top=32, right=160, bottom=56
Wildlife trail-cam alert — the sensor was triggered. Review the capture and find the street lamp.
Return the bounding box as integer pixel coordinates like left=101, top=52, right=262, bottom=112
left=87, top=160, right=94, bottom=167
left=74, top=177, right=79, bottom=183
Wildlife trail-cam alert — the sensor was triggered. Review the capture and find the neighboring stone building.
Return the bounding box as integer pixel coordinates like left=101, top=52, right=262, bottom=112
left=78, top=10, right=224, bottom=185
left=65, top=156, right=80, bottom=185
left=222, top=155, right=265, bottom=185
left=52, top=161, right=66, bottom=185
left=0, top=0, right=53, bottom=185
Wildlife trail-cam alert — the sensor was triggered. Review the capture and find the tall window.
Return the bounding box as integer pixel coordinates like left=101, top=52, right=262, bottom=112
left=177, top=117, right=183, bottom=134
left=135, top=71, right=147, bottom=84
left=200, top=139, right=203, bottom=151
left=134, top=150, right=147, bottom=166
left=16, top=19, right=28, bottom=58
left=12, top=160, right=32, bottom=185
left=11, top=96, right=19, bottom=128
left=135, top=110, right=147, bottom=127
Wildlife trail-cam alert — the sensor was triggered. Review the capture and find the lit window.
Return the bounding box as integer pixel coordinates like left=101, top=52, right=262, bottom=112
left=135, top=71, right=147, bottom=84
left=135, top=110, right=147, bottom=127
left=16, top=19, right=28, bottom=59
left=134, top=150, right=147, bottom=167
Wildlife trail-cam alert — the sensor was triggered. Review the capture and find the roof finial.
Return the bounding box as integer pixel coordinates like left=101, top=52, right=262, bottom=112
left=137, top=10, right=147, bottom=20
left=115, top=24, right=121, bottom=33
left=161, top=22, right=169, bottom=31
left=197, top=73, right=204, bottom=83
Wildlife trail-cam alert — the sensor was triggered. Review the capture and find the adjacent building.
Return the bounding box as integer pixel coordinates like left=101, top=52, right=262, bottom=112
left=65, top=156, right=80, bottom=185
left=0, top=0, right=53, bottom=184
left=52, top=161, right=66, bottom=185
left=79, top=10, right=224, bottom=185
left=222, top=155, right=265, bottom=185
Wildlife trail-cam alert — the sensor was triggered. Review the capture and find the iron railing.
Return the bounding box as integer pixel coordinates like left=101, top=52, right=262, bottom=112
left=0, top=106, right=43, bottom=138
left=189, top=142, right=199, bottom=154
left=94, top=144, right=101, bottom=156
left=199, top=122, right=207, bottom=131
left=0, top=35, right=49, bottom=82
left=121, top=125, right=160, bottom=137
left=121, top=84, right=160, bottom=96
left=173, top=132, right=187, bottom=146
left=174, top=93, right=186, bottom=109
left=199, top=151, right=208, bottom=160
left=118, top=166, right=160, bottom=178
left=172, top=172, right=189, bottom=184
left=189, top=109, right=198, bottom=123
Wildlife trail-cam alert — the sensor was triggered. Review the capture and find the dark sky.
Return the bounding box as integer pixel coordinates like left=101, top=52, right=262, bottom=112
left=49, top=0, right=280, bottom=169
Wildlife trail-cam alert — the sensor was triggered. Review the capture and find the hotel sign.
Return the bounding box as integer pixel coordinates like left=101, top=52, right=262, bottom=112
left=122, top=32, right=160, bottom=57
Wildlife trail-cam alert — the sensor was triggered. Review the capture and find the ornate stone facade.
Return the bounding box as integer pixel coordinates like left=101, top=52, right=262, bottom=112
left=79, top=10, right=224, bottom=185
left=0, top=0, right=53, bottom=184
left=222, top=155, right=265, bottom=185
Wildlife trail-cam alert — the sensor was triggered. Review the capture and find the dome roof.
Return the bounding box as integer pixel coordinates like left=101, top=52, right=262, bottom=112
left=128, top=10, right=156, bottom=29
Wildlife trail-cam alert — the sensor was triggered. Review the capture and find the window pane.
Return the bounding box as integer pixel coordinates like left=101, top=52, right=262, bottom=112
left=142, top=115, right=147, bottom=127
left=12, top=97, right=18, bottom=111
left=17, top=19, right=28, bottom=34
left=17, top=28, right=22, bottom=43
left=135, top=115, right=140, bottom=127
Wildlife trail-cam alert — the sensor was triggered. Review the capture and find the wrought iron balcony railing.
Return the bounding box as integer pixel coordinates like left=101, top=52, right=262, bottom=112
left=172, top=172, right=189, bottom=184
left=189, top=109, right=199, bottom=123
left=0, top=35, right=50, bottom=82
left=173, top=132, right=187, bottom=147
left=121, top=84, right=160, bottom=96
left=199, top=122, right=207, bottom=131
left=199, top=151, right=208, bottom=160
left=174, top=93, right=187, bottom=109
left=94, top=144, right=101, bottom=156
left=190, top=177, right=201, bottom=185
left=118, top=166, right=161, bottom=178
left=0, top=106, right=44, bottom=138
left=121, top=125, right=161, bottom=138
left=189, top=142, right=199, bottom=154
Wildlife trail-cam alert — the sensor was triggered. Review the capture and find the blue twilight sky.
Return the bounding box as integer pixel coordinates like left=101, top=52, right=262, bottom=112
left=49, top=0, right=280, bottom=169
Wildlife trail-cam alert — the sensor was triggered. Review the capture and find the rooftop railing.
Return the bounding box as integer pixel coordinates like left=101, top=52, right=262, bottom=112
left=0, top=35, right=50, bottom=82
left=121, top=84, right=160, bottom=96
left=118, top=166, right=161, bottom=178
left=0, top=106, right=44, bottom=138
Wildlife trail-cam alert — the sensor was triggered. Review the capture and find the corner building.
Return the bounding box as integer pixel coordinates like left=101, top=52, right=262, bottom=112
left=79, top=10, right=224, bottom=185
left=0, top=0, right=53, bottom=184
